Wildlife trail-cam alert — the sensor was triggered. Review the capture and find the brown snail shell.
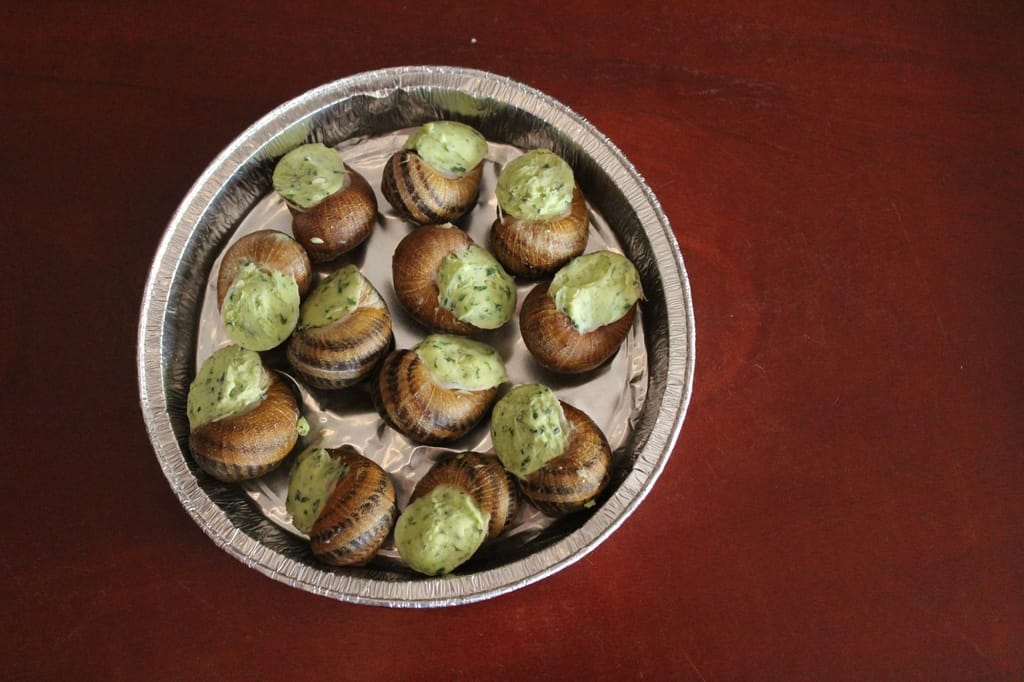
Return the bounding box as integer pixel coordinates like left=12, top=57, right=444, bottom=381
left=490, top=186, right=589, bottom=278
left=517, top=402, right=612, bottom=516
left=290, top=167, right=378, bottom=263
left=189, top=372, right=301, bottom=482
left=374, top=348, right=500, bottom=444
left=380, top=150, right=484, bottom=225
left=286, top=273, right=393, bottom=390
left=410, top=452, right=519, bottom=542
left=519, top=281, right=636, bottom=374
left=215, top=229, right=312, bottom=309
left=309, top=445, right=397, bottom=567
left=391, top=224, right=477, bottom=333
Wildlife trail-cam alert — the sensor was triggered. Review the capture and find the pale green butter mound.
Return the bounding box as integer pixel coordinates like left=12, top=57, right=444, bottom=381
left=286, top=445, right=347, bottom=534
left=298, top=264, right=363, bottom=330
left=404, top=121, right=488, bottom=175
left=496, top=148, right=575, bottom=220
left=222, top=262, right=301, bottom=350
left=436, top=245, right=516, bottom=330
left=549, top=251, right=643, bottom=333
left=395, top=485, right=489, bottom=576
left=490, top=384, right=570, bottom=478
left=186, top=345, right=268, bottom=431
left=272, top=142, right=349, bottom=209
left=415, top=334, right=508, bottom=391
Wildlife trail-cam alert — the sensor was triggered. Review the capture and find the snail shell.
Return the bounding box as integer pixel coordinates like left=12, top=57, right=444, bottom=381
left=290, top=167, right=378, bottom=263
left=519, top=281, right=637, bottom=373
left=189, top=372, right=301, bottom=482
left=374, top=348, right=500, bottom=444
left=411, top=452, right=519, bottom=542
left=391, top=224, right=477, bottom=333
left=380, top=150, right=484, bottom=225
left=309, top=445, right=397, bottom=567
left=215, top=229, right=312, bottom=309
left=286, top=272, right=394, bottom=390
left=517, top=402, right=613, bottom=516
left=490, top=186, right=589, bottom=278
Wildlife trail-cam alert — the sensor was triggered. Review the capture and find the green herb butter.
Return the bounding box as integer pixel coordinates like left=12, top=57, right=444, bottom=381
left=298, top=264, right=362, bottom=330
left=285, top=445, right=348, bottom=534
left=414, top=334, right=508, bottom=390
left=186, top=345, right=268, bottom=431
left=272, top=142, right=349, bottom=209
left=222, top=262, right=301, bottom=350
left=490, top=384, right=570, bottom=477
left=549, top=251, right=643, bottom=333
left=495, top=148, right=575, bottom=220
left=436, top=245, right=516, bottom=330
left=394, top=485, right=489, bottom=576
left=404, top=121, right=487, bottom=175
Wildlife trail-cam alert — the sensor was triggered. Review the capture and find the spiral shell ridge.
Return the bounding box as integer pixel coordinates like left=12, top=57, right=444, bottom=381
left=309, top=446, right=397, bottom=567
left=381, top=151, right=483, bottom=225
left=517, top=402, right=612, bottom=516
left=375, top=349, right=499, bottom=444
left=490, top=186, right=589, bottom=278
left=291, top=168, right=378, bottom=262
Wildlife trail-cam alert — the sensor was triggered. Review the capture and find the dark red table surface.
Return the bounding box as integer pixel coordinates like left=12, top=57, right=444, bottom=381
left=3, top=2, right=1021, bottom=679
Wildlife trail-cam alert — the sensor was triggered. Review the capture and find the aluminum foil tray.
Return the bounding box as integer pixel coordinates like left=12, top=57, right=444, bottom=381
left=137, top=66, right=695, bottom=607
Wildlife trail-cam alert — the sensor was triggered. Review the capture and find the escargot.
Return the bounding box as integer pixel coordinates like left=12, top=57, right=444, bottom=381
left=392, top=224, right=516, bottom=334
left=286, top=444, right=397, bottom=567
left=519, top=250, right=643, bottom=374
left=394, top=452, right=517, bottom=576
left=490, top=149, right=589, bottom=278
left=286, top=264, right=393, bottom=390
left=380, top=121, right=488, bottom=225
left=490, top=384, right=612, bottom=516
left=273, top=142, right=378, bottom=262
left=410, top=451, right=520, bottom=542
left=215, top=229, right=312, bottom=351
left=187, top=345, right=305, bottom=483
left=374, top=334, right=508, bottom=445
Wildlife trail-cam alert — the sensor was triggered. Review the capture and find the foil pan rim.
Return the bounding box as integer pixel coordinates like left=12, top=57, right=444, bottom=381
left=137, top=65, right=695, bottom=607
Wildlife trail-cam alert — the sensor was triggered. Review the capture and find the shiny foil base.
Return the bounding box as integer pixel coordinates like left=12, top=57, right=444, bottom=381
left=138, top=66, right=695, bottom=607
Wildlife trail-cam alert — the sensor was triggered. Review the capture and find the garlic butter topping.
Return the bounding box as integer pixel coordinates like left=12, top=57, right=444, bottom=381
left=490, top=384, right=571, bottom=477
left=297, top=264, right=364, bottom=330
left=436, top=243, right=516, bottom=330
left=404, top=121, right=488, bottom=176
left=414, top=334, right=508, bottom=390
left=549, top=251, right=643, bottom=333
left=186, top=345, right=269, bottom=430
left=394, top=485, right=489, bottom=576
left=496, top=149, right=575, bottom=220
left=272, top=142, right=349, bottom=210
left=222, top=262, right=301, bottom=351
left=286, top=445, right=347, bottom=534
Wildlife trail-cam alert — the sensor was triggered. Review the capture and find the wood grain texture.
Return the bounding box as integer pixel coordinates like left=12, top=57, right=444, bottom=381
left=2, top=2, right=1021, bottom=680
